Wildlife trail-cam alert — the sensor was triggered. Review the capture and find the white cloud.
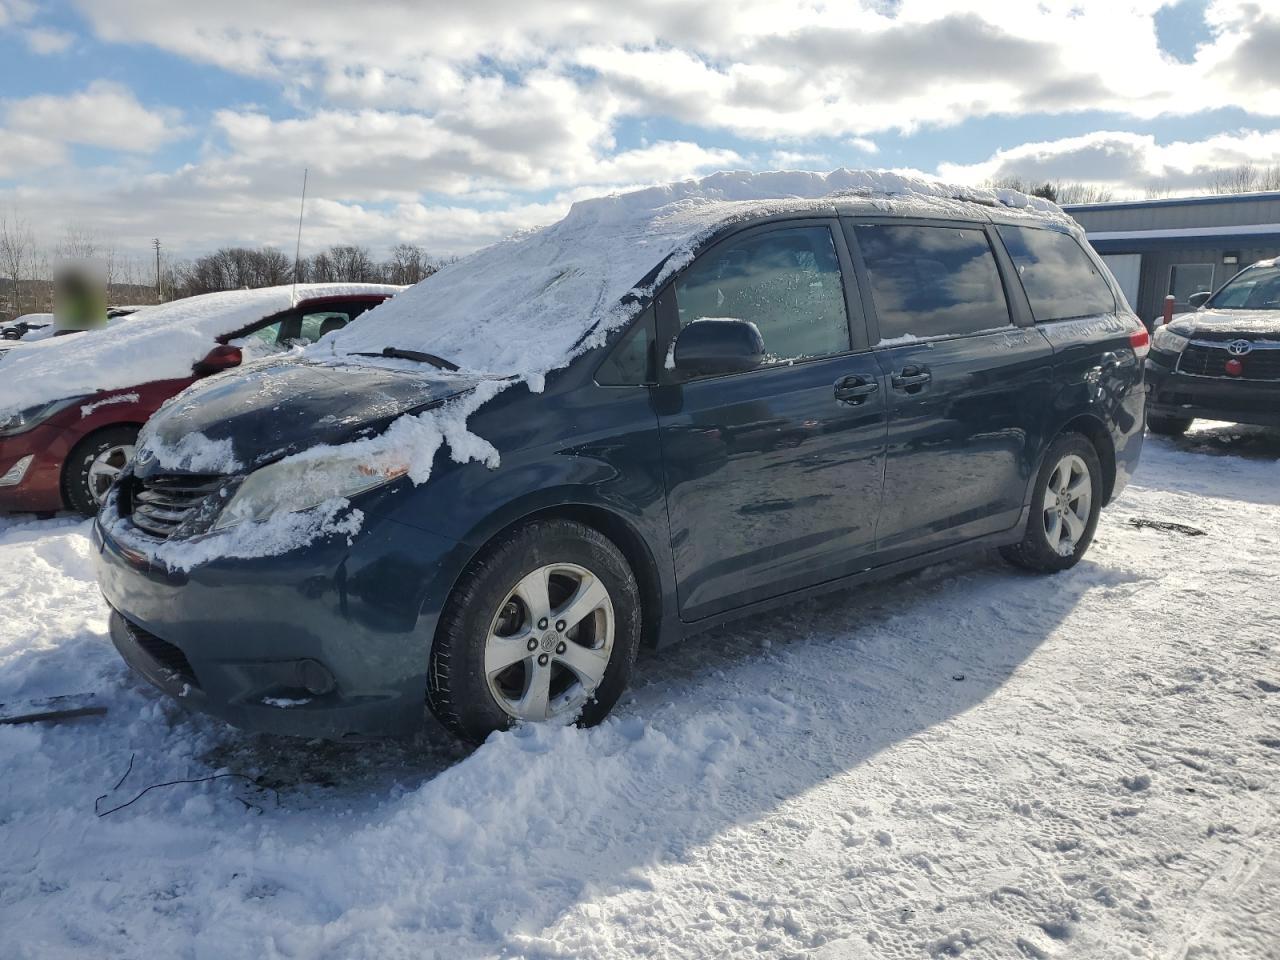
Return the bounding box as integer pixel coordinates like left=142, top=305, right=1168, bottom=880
left=23, top=26, right=73, bottom=54
left=66, top=1, right=1280, bottom=138
left=938, top=129, right=1280, bottom=196
left=3, top=81, right=188, bottom=152
left=2, top=1, right=1277, bottom=263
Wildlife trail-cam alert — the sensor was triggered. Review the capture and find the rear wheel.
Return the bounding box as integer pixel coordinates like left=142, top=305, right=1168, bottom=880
left=1000, top=432, right=1103, bottom=573
left=427, top=519, right=641, bottom=744
left=1147, top=414, right=1192, bottom=436
left=63, top=426, right=138, bottom=517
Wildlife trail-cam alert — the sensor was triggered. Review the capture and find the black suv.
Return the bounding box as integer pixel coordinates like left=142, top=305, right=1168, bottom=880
left=1146, top=258, right=1280, bottom=434
left=96, top=182, right=1146, bottom=744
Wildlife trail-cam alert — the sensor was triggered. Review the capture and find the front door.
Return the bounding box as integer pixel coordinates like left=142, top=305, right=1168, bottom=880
left=848, top=219, right=1054, bottom=561
left=656, top=220, right=888, bottom=622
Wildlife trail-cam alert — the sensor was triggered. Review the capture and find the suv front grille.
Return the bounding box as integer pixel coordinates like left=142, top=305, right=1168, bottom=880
left=120, top=615, right=200, bottom=688
left=1179, top=342, right=1280, bottom=381
left=129, top=474, right=226, bottom=540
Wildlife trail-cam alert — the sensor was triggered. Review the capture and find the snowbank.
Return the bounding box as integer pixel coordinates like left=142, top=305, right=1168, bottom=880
left=2, top=426, right=1279, bottom=957
left=0, top=283, right=402, bottom=418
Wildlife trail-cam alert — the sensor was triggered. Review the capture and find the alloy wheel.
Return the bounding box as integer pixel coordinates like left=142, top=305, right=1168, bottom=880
left=1041, top=453, right=1092, bottom=558
left=483, top=562, right=615, bottom=722
left=87, top=444, right=135, bottom=504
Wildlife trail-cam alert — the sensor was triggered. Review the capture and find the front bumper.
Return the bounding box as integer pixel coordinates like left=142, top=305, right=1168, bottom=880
left=1146, top=353, right=1280, bottom=427
left=94, top=504, right=469, bottom=739
left=0, top=423, right=73, bottom=513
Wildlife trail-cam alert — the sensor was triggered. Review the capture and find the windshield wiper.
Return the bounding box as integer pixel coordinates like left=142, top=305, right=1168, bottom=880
left=353, top=346, right=460, bottom=371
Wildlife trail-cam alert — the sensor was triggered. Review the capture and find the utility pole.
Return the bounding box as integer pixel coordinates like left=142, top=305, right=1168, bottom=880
left=152, top=238, right=162, bottom=303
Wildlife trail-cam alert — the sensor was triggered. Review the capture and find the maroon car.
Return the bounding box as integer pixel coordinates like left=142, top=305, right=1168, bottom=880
left=0, top=284, right=400, bottom=516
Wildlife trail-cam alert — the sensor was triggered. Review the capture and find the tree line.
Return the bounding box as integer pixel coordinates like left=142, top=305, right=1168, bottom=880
left=0, top=217, right=444, bottom=320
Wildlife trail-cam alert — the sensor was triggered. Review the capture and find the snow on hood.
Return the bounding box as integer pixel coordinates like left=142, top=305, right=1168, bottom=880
left=1169, top=308, right=1280, bottom=337
left=0, top=283, right=402, bottom=418
left=321, top=169, right=1069, bottom=384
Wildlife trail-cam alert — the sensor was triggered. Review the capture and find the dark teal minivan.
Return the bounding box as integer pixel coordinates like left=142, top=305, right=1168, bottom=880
left=94, top=174, right=1147, bottom=744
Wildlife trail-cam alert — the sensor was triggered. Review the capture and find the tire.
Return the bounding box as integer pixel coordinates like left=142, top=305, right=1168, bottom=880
left=1147, top=414, right=1192, bottom=436
left=63, top=426, right=139, bottom=517
left=1000, top=432, right=1104, bottom=574
left=427, top=518, right=642, bottom=744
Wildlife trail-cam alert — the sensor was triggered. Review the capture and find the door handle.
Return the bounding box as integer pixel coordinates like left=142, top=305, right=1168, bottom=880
left=891, top=365, right=932, bottom=392
left=834, top=375, right=879, bottom=404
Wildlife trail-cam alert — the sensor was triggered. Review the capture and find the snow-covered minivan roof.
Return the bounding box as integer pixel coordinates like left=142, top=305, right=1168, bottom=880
left=0, top=283, right=402, bottom=417
left=322, top=169, right=1073, bottom=385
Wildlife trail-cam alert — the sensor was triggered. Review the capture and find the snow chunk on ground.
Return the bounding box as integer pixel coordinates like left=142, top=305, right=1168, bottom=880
left=0, top=283, right=402, bottom=419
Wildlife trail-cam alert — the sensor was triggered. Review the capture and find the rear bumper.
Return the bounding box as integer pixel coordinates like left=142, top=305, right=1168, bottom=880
left=94, top=504, right=469, bottom=739
left=0, top=423, right=72, bottom=513
left=1146, top=354, right=1280, bottom=427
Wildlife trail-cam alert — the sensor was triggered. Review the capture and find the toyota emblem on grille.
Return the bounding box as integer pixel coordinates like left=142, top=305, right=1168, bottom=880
left=1227, top=339, right=1253, bottom=356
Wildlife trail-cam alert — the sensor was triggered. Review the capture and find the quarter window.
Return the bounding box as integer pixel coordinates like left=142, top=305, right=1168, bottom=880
left=674, top=225, right=851, bottom=366
left=596, top=306, right=657, bottom=385
left=854, top=224, right=1011, bottom=341
left=996, top=225, right=1116, bottom=321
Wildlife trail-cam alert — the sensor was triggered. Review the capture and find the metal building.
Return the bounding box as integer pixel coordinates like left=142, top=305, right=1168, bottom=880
left=1063, top=192, right=1280, bottom=326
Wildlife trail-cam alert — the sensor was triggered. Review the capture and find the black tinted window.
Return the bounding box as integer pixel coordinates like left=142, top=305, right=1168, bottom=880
left=675, top=225, right=850, bottom=365
left=855, top=224, right=1010, bottom=340
left=596, top=306, right=656, bottom=385
left=997, top=225, right=1115, bottom=321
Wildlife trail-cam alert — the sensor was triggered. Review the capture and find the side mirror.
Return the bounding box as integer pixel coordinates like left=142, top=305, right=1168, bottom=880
left=672, top=319, right=765, bottom=377
left=1187, top=291, right=1211, bottom=308
left=193, top=344, right=242, bottom=376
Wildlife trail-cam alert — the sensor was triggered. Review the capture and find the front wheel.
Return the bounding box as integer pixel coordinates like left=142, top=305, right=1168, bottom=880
left=427, top=519, right=641, bottom=744
left=63, top=426, right=139, bottom=517
left=1000, top=433, right=1103, bottom=573
left=1147, top=414, right=1192, bottom=436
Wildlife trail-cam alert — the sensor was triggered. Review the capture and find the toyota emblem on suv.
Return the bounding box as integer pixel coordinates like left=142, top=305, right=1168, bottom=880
left=1227, top=339, right=1253, bottom=356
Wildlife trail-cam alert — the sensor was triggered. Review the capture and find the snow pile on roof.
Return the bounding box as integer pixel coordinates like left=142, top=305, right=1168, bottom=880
left=0, top=283, right=401, bottom=418
left=323, top=169, right=1068, bottom=384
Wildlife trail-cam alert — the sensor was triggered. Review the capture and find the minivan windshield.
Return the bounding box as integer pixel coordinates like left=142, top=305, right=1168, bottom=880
left=1207, top=264, right=1280, bottom=310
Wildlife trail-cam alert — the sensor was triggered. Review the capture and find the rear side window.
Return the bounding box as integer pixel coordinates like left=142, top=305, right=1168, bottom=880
left=854, top=224, right=1010, bottom=341
left=997, top=225, right=1115, bottom=321
left=674, top=225, right=851, bottom=365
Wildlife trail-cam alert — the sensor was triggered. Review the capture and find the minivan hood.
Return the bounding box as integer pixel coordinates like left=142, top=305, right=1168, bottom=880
left=142, top=358, right=483, bottom=474
left=1173, top=308, right=1280, bottom=338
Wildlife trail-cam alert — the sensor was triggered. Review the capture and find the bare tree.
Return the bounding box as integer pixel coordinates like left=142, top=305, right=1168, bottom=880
left=0, top=211, right=37, bottom=318
left=1052, top=182, right=1114, bottom=205
left=385, top=243, right=439, bottom=285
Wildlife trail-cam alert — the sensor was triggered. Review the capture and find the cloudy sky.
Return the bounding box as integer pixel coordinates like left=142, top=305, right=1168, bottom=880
left=1, top=0, right=1278, bottom=263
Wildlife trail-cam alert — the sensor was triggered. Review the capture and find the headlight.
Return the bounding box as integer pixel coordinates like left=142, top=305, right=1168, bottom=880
left=213, top=451, right=408, bottom=530
left=1152, top=326, right=1190, bottom=354
left=0, top=396, right=87, bottom=437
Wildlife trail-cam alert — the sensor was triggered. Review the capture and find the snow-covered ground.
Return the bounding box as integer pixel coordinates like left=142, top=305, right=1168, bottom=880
left=1, top=422, right=1277, bottom=959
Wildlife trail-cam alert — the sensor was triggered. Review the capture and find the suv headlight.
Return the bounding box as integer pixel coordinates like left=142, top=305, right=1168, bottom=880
left=1152, top=326, right=1190, bottom=354
left=213, top=450, right=408, bottom=530
left=0, top=396, right=87, bottom=437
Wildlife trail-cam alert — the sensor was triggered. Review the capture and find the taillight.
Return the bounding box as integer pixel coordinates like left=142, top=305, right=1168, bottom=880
left=1129, top=328, right=1150, bottom=359
left=194, top=344, right=242, bottom=375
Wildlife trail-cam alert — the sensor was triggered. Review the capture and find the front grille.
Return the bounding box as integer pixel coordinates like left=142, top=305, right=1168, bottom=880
left=1179, top=342, right=1280, bottom=381
left=129, top=473, right=225, bottom=539
left=122, top=616, right=200, bottom=688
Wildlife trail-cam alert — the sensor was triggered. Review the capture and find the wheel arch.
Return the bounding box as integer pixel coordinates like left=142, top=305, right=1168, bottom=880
left=432, top=499, right=669, bottom=653
left=1046, top=414, right=1117, bottom=505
